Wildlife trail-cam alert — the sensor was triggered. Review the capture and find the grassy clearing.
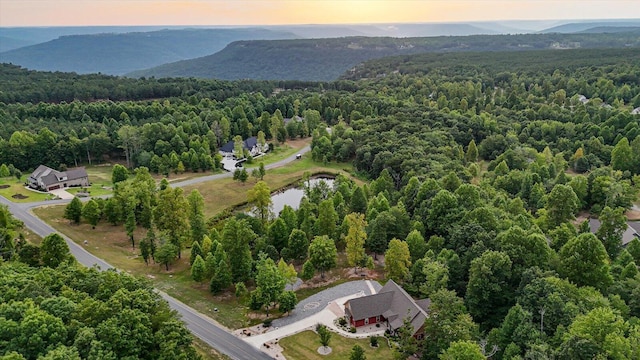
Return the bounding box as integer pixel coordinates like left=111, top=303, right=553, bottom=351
left=185, top=154, right=356, bottom=219
left=280, top=330, right=393, bottom=360
left=0, top=176, right=53, bottom=202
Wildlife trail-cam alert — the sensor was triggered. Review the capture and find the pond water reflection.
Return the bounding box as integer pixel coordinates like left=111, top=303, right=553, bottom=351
left=270, top=177, right=335, bottom=215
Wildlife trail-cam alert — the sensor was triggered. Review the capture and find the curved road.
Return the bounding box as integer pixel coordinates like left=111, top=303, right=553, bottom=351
left=1, top=145, right=310, bottom=360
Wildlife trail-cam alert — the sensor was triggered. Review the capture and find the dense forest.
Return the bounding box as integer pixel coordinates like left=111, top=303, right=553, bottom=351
left=128, top=31, right=640, bottom=81
left=0, top=206, right=200, bottom=360
left=1, top=44, right=640, bottom=359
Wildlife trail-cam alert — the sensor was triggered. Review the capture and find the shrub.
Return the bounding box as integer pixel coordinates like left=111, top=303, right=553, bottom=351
left=339, top=317, right=347, bottom=326
left=263, top=319, right=272, bottom=327
left=370, top=336, right=379, bottom=347
left=350, top=327, right=357, bottom=333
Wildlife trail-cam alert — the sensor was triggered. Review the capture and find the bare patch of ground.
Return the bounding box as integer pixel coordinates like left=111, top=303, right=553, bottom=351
left=12, top=194, right=28, bottom=199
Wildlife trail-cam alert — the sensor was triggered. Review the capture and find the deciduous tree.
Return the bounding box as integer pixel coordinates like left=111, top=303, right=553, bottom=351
left=64, top=197, right=83, bottom=224
left=345, top=213, right=367, bottom=272
left=385, top=238, right=411, bottom=283
left=308, top=235, right=337, bottom=279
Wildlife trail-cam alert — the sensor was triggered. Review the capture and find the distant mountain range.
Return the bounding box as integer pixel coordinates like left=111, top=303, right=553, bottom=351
left=0, top=28, right=297, bottom=75
left=128, top=31, right=640, bottom=82
left=0, top=19, right=638, bottom=78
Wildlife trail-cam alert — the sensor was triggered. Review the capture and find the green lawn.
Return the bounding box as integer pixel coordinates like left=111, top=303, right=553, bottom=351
left=280, top=330, right=393, bottom=360
left=184, top=154, right=358, bottom=219
left=0, top=176, right=53, bottom=202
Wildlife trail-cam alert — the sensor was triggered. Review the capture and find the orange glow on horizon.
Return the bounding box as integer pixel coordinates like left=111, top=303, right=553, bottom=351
left=0, top=0, right=638, bottom=27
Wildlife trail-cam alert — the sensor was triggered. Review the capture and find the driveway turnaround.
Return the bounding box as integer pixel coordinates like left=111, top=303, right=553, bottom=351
left=243, top=280, right=383, bottom=353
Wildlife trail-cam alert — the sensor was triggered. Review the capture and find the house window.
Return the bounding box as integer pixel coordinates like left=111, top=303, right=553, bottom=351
left=364, top=318, right=369, bottom=325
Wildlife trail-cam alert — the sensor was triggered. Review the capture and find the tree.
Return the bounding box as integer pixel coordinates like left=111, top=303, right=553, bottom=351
left=248, top=181, right=272, bottom=223
left=559, top=233, right=613, bottom=291
left=558, top=307, right=631, bottom=359
left=466, top=250, right=513, bottom=330
left=103, top=198, right=120, bottom=225
left=64, top=197, right=83, bottom=224
left=81, top=199, right=101, bottom=228
left=40, top=233, right=71, bottom=268
left=268, top=218, right=289, bottom=253
left=111, top=164, right=128, bottom=184
left=254, top=253, right=286, bottom=316
left=596, top=206, right=627, bottom=259
left=210, top=257, right=232, bottom=294
left=156, top=242, right=179, bottom=271
left=284, top=229, right=308, bottom=263
left=301, top=260, right=315, bottom=280
left=317, top=324, right=331, bottom=348
left=385, top=239, right=411, bottom=283
left=315, top=199, right=337, bottom=237
left=233, top=135, right=244, bottom=159
left=439, top=341, right=485, bottom=360
left=189, top=241, right=203, bottom=265
left=350, top=186, right=367, bottom=214
left=345, top=213, right=367, bottom=272
left=422, top=289, right=478, bottom=359
left=350, top=345, right=367, bottom=360
left=258, top=162, right=266, bottom=180
left=125, top=207, right=136, bottom=248
left=466, top=139, right=479, bottom=163
left=190, top=255, right=205, bottom=282
left=545, top=184, right=579, bottom=228
left=187, top=190, right=206, bottom=245
left=139, top=237, right=152, bottom=265
left=393, top=317, right=418, bottom=360
left=154, top=187, right=189, bottom=258
left=278, top=290, right=297, bottom=315
left=277, top=258, right=298, bottom=285
left=419, top=257, right=449, bottom=297
left=405, top=229, right=426, bottom=263
left=221, top=218, right=255, bottom=283
left=0, top=163, right=10, bottom=177
left=611, top=137, right=634, bottom=172
left=308, top=235, right=337, bottom=279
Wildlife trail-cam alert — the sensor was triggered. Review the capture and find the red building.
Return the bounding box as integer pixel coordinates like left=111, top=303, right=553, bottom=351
left=344, top=280, right=431, bottom=338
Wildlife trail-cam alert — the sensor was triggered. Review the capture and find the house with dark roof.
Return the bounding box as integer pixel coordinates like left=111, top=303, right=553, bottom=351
left=589, top=218, right=640, bottom=247
left=219, top=136, right=268, bottom=159
left=28, top=165, right=89, bottom=192
left=344, top=280, right=430, bottom=339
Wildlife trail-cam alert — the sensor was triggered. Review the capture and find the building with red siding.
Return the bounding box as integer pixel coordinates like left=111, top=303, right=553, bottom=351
left=344, top=280, right=431, bottom=339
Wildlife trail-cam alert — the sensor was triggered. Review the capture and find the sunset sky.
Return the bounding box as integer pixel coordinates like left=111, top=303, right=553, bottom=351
left=0, top=0, right=638, bottom=27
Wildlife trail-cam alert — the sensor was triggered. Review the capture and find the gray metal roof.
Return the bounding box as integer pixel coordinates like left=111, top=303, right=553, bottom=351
left=590, top=218, right=639, bottom=247
left=345, top=279, right=429, bottom=335
left=65, top=167, right=88, bottom=180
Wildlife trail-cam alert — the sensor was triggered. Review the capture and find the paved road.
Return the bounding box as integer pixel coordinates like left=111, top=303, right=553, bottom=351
left=0, top=146, right=311, bottom=360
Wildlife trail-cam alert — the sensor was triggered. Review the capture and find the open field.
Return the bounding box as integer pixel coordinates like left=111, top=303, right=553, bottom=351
left=280, top=330, right=393, bottom=360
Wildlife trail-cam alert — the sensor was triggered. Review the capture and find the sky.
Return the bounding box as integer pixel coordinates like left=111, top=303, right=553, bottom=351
left=0, top=0, right=638, bottom=27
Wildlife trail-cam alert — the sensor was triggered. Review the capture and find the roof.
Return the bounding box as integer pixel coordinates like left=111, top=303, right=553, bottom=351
left=220, top=136, right=258, bottom=153
left=590, top=218, right=640, bottom=247
left=284, top=116, right=303, bottom=125
left=29, top=165, right=87, bottom=186
left=345, top=279, right=429, bottom=335
left=65, top=167, right=88, bottom=180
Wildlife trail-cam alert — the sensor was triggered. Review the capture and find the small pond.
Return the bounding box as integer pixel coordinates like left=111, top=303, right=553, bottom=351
left=269, top=177, right=335, bottom=215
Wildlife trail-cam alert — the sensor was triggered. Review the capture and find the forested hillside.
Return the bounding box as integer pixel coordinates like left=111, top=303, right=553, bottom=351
left=129, top=31, right=640, bottom=81
left=0, top=28, right=297, bottom=75
left=0, top=206, right=200, bottom=360
left=1, top=45, right=640, bottom=360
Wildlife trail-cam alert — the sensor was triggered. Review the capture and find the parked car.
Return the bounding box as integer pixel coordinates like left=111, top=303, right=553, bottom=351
left=296, top=154, right=302, bottom=159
